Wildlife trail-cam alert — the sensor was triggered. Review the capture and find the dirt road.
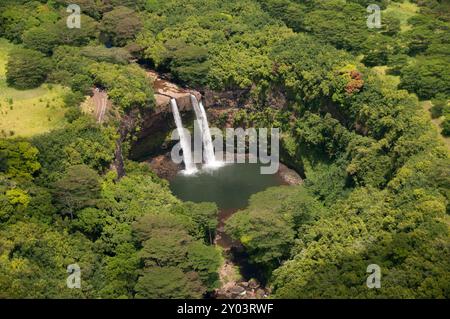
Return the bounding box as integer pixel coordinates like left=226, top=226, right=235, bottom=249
left=92, top=89, right=109, bottom=123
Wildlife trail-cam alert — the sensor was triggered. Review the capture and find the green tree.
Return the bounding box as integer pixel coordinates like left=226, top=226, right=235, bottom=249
left=430, top=94, right=449, bottom=119
left=100, top=6, right=142, bottom=46
left=56, top=15, right=99, bottom=46
left=399, top=57, right=450, bottom=99
left=361, top=34, right=395, bottom=67
left=163, top=41, right=210, bottom=87
left=0, top=139, right=41, bottom=179
left=6, top=48, right=51, bottom=89
left=54, top=0, right=106, bottom=20
left=225, top=187, right=299, bottom=273
left=186, top=241, right=221, bottom=289
left=0, top=221, right=97, bottom=298
left=0, top=4, right=38, bottom=43
left=179, top=202, right=218, bottom=243
left=22, top=25, right=59, bottom=55
left=382, top=12, right=401, bottom=36
left=138, top=228, right=194, bottom=268
left=32, top=117, right=116, bottom=182
left=97, top=243, right=140, bottom=298
left=52, top=165, right=101, bottom=218
left=64, top=107, right=83, bottom=124
left=134, top=267, right=205, bottom=299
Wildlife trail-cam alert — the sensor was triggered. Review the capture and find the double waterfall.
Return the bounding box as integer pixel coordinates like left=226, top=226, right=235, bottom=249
left=170, top=95, right=218, bottom=173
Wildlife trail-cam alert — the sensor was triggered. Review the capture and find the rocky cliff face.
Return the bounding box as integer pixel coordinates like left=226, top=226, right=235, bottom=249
left=128, top=72, right=203, bottom=160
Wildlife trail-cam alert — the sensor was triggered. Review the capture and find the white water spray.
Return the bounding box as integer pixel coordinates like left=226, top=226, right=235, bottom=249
left=190, top=94, right=219, bottom=167
left=170, top=98, right=197, bottom=173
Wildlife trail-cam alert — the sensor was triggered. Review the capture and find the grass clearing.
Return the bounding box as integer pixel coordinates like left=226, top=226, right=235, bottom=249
left=384, top=0, right=419, bottom=32
left=372, top=65, right=401, bottom=88
left=0, top=38, right=69, bottom=138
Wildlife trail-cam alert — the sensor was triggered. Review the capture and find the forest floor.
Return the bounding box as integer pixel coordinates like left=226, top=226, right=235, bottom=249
left=0, top=38, right=68, bottom=138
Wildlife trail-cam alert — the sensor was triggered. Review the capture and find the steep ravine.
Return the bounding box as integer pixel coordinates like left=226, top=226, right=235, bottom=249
left=113, top=69, right=304, bottom=298
left=149, top=154, right=302, bottom=299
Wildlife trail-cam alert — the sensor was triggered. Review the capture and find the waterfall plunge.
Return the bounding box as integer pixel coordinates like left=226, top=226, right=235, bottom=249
left=190, top=94, right=219, bottom=167
left=170, top=98, right=197, bottom=173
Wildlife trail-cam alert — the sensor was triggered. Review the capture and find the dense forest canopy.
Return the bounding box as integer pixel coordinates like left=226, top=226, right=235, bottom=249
left=0, top=0, right=449, bottom=299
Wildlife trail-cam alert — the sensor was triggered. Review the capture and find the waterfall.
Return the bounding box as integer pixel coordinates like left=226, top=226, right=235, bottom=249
left=190, top=94, right=218, bottom=167
left=170, top=98, right=196, bottom=173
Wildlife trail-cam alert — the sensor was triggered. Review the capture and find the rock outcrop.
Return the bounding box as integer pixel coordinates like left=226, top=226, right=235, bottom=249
left=214, top=260, right=270, bottom=299
left=278, top=163, right=303, bottom=185
left=147, top=71, right=202, bottom=112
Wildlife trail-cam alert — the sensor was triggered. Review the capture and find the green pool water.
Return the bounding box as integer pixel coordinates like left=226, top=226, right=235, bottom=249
left=169, top=162, right=284, bottom=210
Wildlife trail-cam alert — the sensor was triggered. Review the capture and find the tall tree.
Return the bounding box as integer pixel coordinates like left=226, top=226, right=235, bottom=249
left=100, top=6, right=142, bottom=46
left=6, top=48, right=51, bottom=89
left=52, top=165, right=100, bottom=218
